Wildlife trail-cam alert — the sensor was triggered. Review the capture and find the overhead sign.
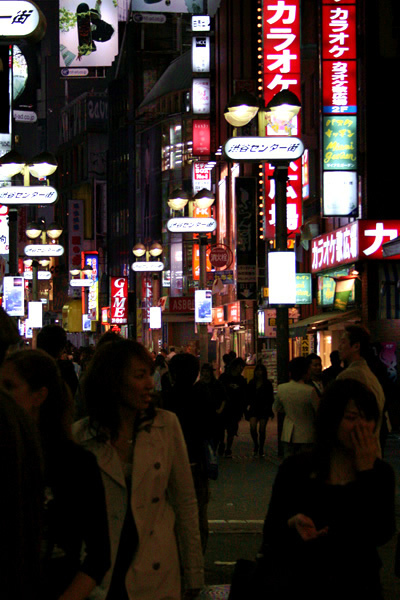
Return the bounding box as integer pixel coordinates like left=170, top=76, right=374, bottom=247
left=0, top=1, right=46, bottom=42
left=24, top=270, right=52, bottom=280
left=70, top=278, right=93, bottom=287
left=132, top=261, right=164, bottom=272
left=224, top=137, right=304, bottom=162
left=167, top=217, right=216, bottom=233
left=24, top=244, right=64, bottom=257
left=0, top=186, right=58, bottom=205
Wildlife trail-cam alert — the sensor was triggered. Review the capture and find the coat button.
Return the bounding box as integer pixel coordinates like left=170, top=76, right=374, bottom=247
left=154, top=462, right=161, bottom=470
left=153, top=562, right=160, bottom=570
left=152, top=497, right=160, bottom=503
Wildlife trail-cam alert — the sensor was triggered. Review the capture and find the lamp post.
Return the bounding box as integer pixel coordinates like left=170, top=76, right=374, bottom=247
left=223, top=90, right=302, bottom=387
left=0, top=150, right=58, bottom=277
left=25, top=219, right=63, bottom=346
left=132, top=241, right=164, bottom=351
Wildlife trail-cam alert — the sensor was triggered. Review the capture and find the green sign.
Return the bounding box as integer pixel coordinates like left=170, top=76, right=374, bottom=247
left=296, top=274, right=312, bottom=305
left=323, top=116, right=357, bottom=170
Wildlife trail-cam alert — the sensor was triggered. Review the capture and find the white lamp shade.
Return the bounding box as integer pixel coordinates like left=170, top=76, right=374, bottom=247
left=132, top=243, right=146, bottom=257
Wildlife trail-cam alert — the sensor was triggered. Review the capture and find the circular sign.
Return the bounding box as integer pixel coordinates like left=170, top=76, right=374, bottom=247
left=209, top=245, right=231, bottom=269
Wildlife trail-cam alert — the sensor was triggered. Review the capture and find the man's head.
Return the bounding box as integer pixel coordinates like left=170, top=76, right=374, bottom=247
left=307, top=353, right=322, bottom=380
left=37, top=325, right=67, bottom=359
left=338, top=324, right=371, bottom=364
left=288, top=357, right=311, bottom=382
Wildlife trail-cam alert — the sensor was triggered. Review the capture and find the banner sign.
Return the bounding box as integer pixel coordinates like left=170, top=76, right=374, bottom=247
left=110, top=276, right=128, bottom=325
left=224, top=137, right=304, bottom=162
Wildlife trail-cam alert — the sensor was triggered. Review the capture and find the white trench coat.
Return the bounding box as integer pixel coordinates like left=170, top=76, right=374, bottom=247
left=73, top=409, right=204, bottom=600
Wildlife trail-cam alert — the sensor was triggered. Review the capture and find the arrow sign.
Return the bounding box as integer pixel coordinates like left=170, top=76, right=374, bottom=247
left=224, top=136, right=304, bottom=162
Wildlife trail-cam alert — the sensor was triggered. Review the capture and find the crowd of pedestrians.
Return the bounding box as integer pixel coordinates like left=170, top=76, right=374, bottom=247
left=0, top=308, right=398, bottom=599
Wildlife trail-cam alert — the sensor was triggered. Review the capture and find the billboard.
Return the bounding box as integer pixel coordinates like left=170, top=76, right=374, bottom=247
left=130, top=0, right=221, bottom=16
left=59, top=0, right=118, bottom=68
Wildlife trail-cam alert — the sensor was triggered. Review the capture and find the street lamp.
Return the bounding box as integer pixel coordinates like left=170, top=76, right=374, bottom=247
left=168, top=188, right=189, bottom=211
left=223, top=91, right=260, bottom=128
left=194, top=188, right=215, bottom=209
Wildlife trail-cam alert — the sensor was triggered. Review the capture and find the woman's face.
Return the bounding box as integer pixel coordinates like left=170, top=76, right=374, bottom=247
left=120, top=357, right=154, bottom=413
left=0, top=362, right=34, bottom=415
left=336, top=399, right=375, bottom=450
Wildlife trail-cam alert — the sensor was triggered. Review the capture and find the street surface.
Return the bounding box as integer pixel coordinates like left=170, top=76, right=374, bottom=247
left=201, top=419, right=400, bottom=599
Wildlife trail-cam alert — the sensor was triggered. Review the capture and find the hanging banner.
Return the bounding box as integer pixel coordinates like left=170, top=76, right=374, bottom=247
left=236, top=177, right=257, bottom=300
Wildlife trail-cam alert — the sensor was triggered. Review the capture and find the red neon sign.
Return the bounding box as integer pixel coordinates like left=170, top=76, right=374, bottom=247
left=110, top=277, right=128, bottom=325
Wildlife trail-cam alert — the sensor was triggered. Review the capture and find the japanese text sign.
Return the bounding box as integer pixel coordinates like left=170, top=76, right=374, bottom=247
left=311, top=220, right=400, bottom=273
left=224, top=137, right=304, bottom=161
left=262, top=0, right=301, bottom=109
left=322, top=5, right=356, bottom=60
left=323, top=116, right=357, bottom=170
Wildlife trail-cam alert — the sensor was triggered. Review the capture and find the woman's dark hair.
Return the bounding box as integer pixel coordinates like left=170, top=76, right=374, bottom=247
left=3, top=349, right=71, bottom=453
left=82, top=339, right=154, bottom=441
left=314, top=378, right=380, bottom=477
left=252, top=363, right=269, bottom=385
left=0, top=389, right=44, bottom=598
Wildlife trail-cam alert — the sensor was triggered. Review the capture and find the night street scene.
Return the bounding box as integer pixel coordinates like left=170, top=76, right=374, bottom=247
left=1, top=1, right=400, bottom=599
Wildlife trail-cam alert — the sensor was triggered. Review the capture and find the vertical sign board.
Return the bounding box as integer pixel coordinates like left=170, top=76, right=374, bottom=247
left=262, top=0, right=302, bottom=239
left=321, top=0, right=358, bottom=216
left=236, top=177, right=257, bottom=300
left=3, top=276, right=24, bottom=317
left=110, top=277, right=128, bottom=325
left=68, top=199, right=84, bottom=297
left=82, top=252, right=99, bottom=320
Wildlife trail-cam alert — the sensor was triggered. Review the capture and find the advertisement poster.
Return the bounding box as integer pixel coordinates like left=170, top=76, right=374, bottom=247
left=4, top=276, right=24, bottom=317
left=59, top=0, right=118, bottom=68
left=195, top=289, right=212, bottom=323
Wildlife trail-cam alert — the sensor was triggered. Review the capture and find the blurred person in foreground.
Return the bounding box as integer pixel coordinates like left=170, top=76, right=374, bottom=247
left=37, top=324, right=79, bottom=398
left=0, top=349, right=110, bottom=600
left=74, top=339, right=204, bottom=600
left=0, top=387, right=43, bottom=600
left=258, top=378, right=395, bottom=600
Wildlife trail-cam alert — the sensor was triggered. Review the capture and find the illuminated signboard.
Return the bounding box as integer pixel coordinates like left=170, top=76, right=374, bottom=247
left=322, top=5, right=357, bottom=61
left=83, top=252, right=99, bottom=320
left=262, top=0, right=302, bottom=238
left=322, top=60, right=357, bottom=114
left=4, top=276, right=24, bottom=316
left=0, top=1, right=45, bottom=42
left=131, top=0, right=221, bottom=15
left=24, top=244, right=64, bottom=257
left=0, top=205, right=9, bottom=254
left=167, top=217, right=216, bottom=233
left=59, top=0, right=118, bottom=68
left=110, top=277, right=128, bottom=325
left=0, top=186, right=58, bottom=205
left=311, top=220, right=400, bottom=273
left=268, top=252, right=296, bottom=305
left=192, top=162, right=211, bottom=192
left=323, top=116, right=357, bottom=170
left=195, top=290, right=212, bottom=323
left=192, top=36, right=210, bottom=73
left=322, top=171, right=357, bottom=216
left=193, top=120, right=210, bottom=155
left=192, top=78, right=211, bottom=114
left=224, top=137, right=304, bottom=162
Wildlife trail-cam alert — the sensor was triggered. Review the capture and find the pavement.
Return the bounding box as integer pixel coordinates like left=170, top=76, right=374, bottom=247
left=199, top=419, right=400, bottom=599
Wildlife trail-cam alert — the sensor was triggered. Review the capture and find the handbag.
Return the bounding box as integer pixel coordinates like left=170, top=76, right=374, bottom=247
left=204, top=440, right=219, bottom=480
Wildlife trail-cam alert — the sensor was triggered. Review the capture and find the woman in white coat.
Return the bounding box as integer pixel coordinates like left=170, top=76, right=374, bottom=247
left=73, top=339, right=204, bottom=600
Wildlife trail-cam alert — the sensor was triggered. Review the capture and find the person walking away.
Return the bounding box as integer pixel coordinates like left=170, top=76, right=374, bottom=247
left=167, top=353, right=213, bottom=554
left=246, top=364, right=274, bottom=457
left=337, top=324, right=388, bottom=455
left=0, top=349, right=110, bottom=600
left=218, top=358, right=247, bottom=457
left=257, top=378, right=395, bottom=600
left=73, top=340, right=204, bottom=599
left=273, top=357, right=319, bottom=458
left=37, top=325, right=79, bottom=398
left=199, top=363, right=227, bottom=453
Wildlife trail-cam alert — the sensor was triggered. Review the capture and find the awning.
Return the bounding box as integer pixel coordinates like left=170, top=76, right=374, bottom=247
left=289, top=308, right=361, bottom=337
left=382, top=236, right=400, bottom=258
